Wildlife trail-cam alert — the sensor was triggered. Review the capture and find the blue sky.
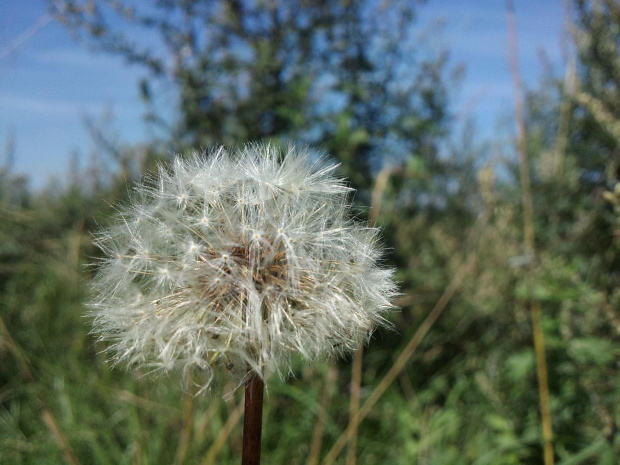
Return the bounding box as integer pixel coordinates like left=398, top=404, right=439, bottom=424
left=0, top=0, right=567, bottom=189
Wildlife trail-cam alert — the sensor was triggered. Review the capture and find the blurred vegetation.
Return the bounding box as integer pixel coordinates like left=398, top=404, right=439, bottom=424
left=1, top=0, right=619, bottom=463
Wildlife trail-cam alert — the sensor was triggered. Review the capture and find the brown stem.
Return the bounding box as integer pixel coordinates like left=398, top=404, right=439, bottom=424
left=242, top=371, right=264, bottom=465
left=346, top=348, right=363, bottom=465
left=308, top=366, right=338, bottom=465
left=506, top=2, right=554, bottom=463
left=174, top=392, right=193, bottom=465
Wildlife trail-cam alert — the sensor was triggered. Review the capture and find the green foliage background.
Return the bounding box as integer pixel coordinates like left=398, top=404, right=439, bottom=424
left=1, top=1, right=619, bottom=464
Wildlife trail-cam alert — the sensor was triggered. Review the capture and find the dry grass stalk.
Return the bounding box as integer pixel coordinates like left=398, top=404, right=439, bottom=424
left=308, top=366, right=338, bottom=465
left=321, top=210, right=486, bottom=464
left=202, top=400, right=244, bottom=465
left=506, top=1, right=555, bottom=463
left=345, top=165, right=396, bottom=464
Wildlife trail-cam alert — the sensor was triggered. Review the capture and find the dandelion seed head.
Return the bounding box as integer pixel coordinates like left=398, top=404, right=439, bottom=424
left=89, top=143, right=397, bottom=393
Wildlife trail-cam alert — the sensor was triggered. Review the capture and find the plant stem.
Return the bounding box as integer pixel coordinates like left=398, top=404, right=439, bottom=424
left=506, top=1, right=555, bottom=463
left=174, top=391, right=193, bottom=465
left=308, top=366, right=338, bottom=465
left=346, top=348, right=363, bottom=465
left=203, top=401, right=244, bottom=465
left=242, top=371, right=264, bottom=465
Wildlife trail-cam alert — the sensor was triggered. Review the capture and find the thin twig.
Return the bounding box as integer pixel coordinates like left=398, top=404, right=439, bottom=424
left=112, top=388, right=181, bottom=415
left=307, top=366, right=338, bottom=465
left=192, top=402, right=222, bottom=451
left=69, top=219, right=85, bottom=270
left=174, top=392, right=194, bottom=465
left=506, top=2, right=555, bottom=464
left=553, top=52, right=576, bottom=178
left=346, top=349, right=362, bottom=465
left=370, top=167, right=397, bottom=226
left=506, top=0, right=535, bottom=253
left=345, top=165, right=395, bottom=464
left=202, top=400, right=244, bottom=465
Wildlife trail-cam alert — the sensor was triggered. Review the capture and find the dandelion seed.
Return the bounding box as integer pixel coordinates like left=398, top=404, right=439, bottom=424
left=89, top=143, right=397, bottom=394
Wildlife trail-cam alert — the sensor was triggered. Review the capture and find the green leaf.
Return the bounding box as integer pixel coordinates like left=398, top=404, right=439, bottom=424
left=569, top=338, right=615, bottom=365
left=505, top=349, right=535, bottom=382
left=406, top=155, right=426, bottom=177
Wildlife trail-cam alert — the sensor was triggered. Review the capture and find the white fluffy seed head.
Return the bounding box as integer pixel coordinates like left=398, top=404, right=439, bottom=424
left=89, top=143, right=397, bottom=394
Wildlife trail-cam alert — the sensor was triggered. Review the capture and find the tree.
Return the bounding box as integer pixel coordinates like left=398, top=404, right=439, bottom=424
left=50, top=0, right=453, bottom=191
